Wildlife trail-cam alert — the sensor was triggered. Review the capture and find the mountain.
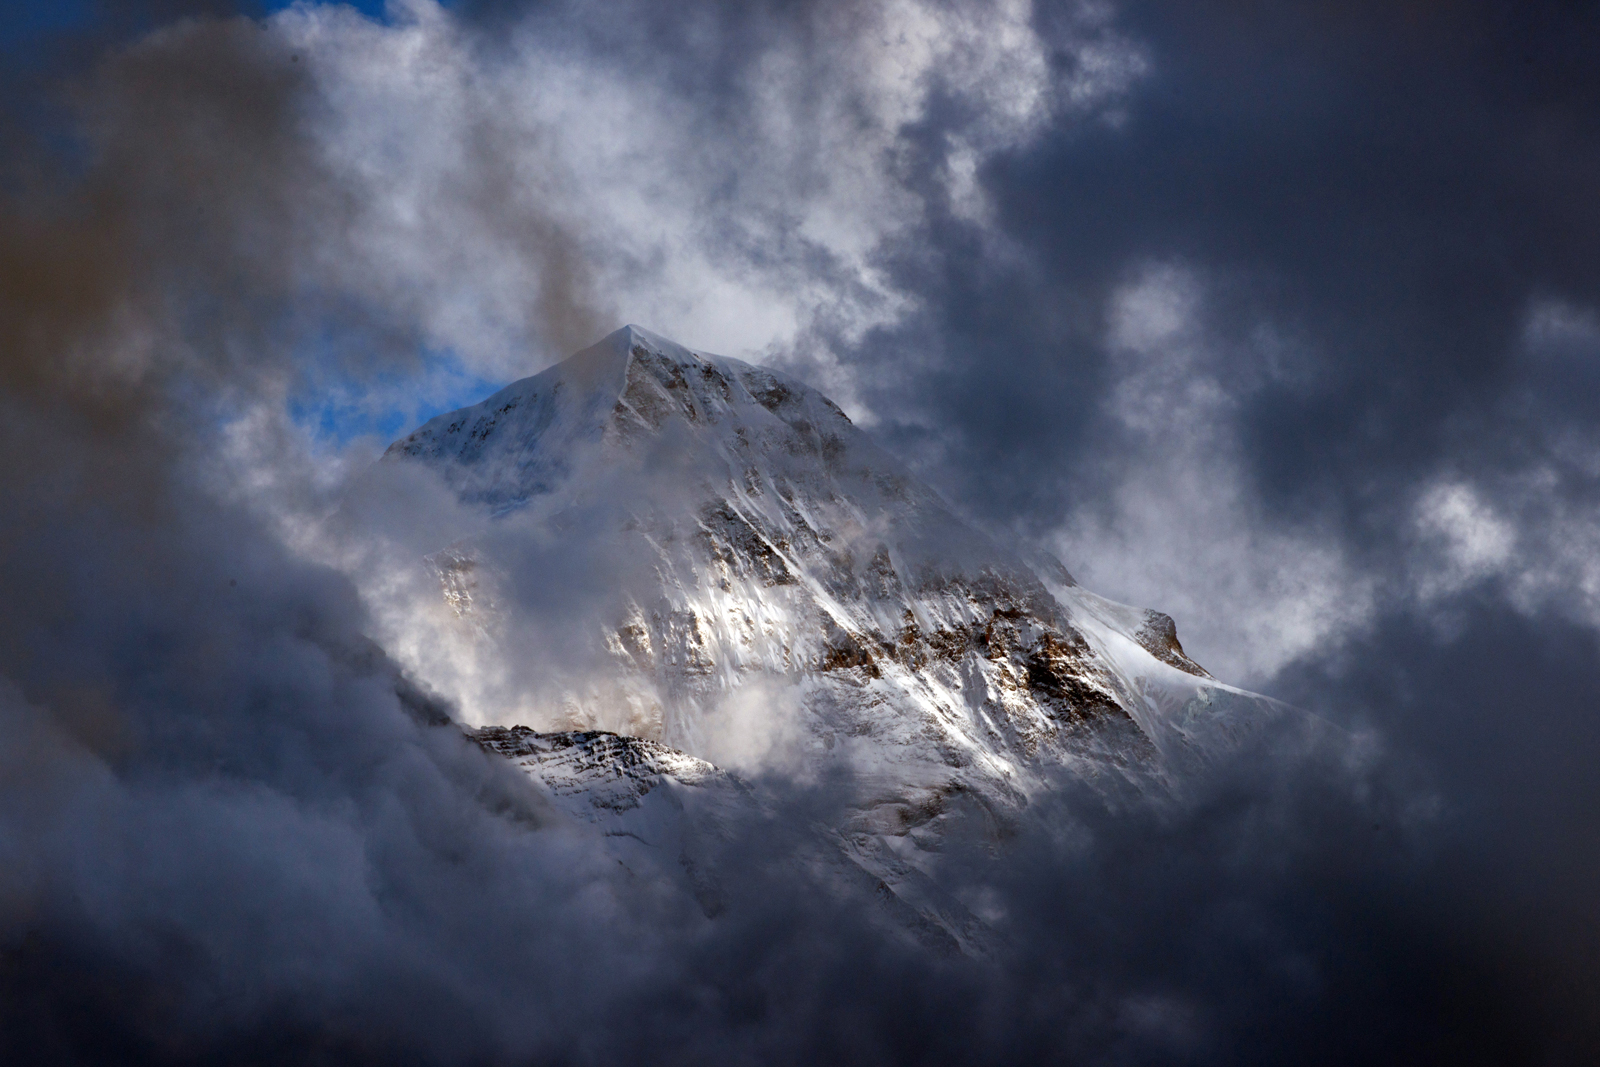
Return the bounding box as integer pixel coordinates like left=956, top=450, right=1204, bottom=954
left=378, top=325, right=1280, bottom=938
left=469, top=724, right=756, bottom=919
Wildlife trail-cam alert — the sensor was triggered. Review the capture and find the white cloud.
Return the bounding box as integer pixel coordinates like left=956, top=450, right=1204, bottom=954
left=1410, top=469, right=1600, bottom=635
left=1055, top=282, right=1600, bottom=688
left=265, top=0, right=1142, bottom=390
left=1413, top=481, right=1516, bottom=597
left=1054, top=265, right=1375, bottom=687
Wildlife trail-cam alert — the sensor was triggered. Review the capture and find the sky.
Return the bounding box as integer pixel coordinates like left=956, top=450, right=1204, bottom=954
left=1, top=0, right=1598, bottom=1063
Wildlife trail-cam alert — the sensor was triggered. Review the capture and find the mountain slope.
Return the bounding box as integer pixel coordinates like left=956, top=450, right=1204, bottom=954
left=381, top=326, right=1281, bottom=918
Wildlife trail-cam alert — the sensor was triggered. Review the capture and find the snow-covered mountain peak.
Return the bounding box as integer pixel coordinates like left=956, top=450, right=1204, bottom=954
left=356, top=326, right=1292, bottom=948
left=384, top=324, right=1009, bottom=583
left=385, top=323, right=856, bottom=509
left=379, top=328, right=1277, bottom=878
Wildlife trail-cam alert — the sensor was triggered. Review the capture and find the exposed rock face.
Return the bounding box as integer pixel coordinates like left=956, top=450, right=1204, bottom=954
left=385, top=326, right=1282, bottom=922
left=1133, top=611, right=1211, bottom=678
left=472, top=725, right=738, bottom=814
left=470, top=725, right=754, bottom=918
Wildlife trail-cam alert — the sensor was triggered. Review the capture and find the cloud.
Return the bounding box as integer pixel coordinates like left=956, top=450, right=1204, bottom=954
left=252, top=0, right=1144, bottom=409
left=1047, top=263, right=1376, bottom=683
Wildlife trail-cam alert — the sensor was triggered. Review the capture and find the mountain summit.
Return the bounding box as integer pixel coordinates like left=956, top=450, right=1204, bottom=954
left=379, top=326, right=1277, bottom=936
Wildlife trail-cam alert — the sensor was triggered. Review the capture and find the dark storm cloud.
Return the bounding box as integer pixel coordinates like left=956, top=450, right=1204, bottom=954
left=856, top=0, right=1600, bottom=536
left=820, top=0, right=1600, bottom=1058
left=1270, top=596, right=1600, bottom=1061
left=4, top=0, right=1600, bottom=1063
left=0, top=5, right=668, bottom=1061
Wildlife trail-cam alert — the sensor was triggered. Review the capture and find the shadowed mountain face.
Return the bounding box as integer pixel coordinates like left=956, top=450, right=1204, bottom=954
left=379, top=326, right=1278, bottom=935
